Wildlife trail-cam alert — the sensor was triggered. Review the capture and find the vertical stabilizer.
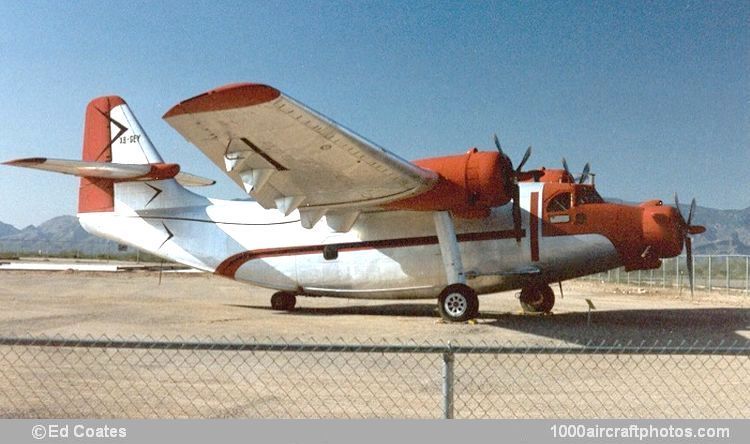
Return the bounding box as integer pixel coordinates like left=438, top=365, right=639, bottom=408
left=79, top=96, right=166, bottom=213
left=79, top=96, right=121, bottom=213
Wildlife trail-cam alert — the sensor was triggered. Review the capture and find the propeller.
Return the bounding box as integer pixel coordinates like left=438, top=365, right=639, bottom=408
left=578, top=162, right=591, bottom=184
left=494, top=134, right=532, bottom=242
left=674, top=194, right=704, bottom=298
left=562, top=158, right=571, bottom=178
left=562, top=158, right=591, bottom=184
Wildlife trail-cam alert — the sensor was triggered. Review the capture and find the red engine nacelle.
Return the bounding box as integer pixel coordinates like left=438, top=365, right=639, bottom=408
left=386, top=148, right=513, bottom=218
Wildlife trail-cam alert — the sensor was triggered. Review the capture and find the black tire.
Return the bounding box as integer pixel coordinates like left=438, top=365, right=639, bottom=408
left=538, top=285, right=555, bottom=312
left=437, top=284, right=479, bottom=322
left=270, top=291, right=297, bottom=311
left=519, top=284, right=555, bottom=313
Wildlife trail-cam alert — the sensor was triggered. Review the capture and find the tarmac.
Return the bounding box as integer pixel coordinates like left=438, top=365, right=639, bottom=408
left=0, top=267, right=747, bottom=345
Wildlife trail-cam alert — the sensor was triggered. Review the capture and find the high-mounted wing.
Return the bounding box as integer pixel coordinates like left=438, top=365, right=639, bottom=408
left=163, top=83, right=437, bottom=229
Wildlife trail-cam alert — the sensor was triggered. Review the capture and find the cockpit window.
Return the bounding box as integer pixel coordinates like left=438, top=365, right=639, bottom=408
left=576, top=187, right=604, bottom=205
left=547, top=192, right=571, bottom=212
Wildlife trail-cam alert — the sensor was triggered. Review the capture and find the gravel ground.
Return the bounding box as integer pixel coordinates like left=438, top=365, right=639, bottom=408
left=0, top=269, right=747, bottom=418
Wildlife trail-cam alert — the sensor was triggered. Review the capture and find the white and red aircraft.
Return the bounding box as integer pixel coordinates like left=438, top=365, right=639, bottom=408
left=4, top=83, right=705, bottom=321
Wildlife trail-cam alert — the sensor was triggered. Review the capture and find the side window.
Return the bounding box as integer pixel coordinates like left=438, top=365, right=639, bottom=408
left=323, top=245, right=339, bottom=261
left=576, top=187, right=604, bottom=205
left=547, top=192, right=571, bottom=213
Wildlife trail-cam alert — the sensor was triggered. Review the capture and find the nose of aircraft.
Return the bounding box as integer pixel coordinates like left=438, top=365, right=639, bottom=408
left=642, top=203, right=685, bottom=258
left=641, top=196, right=706, bottom=259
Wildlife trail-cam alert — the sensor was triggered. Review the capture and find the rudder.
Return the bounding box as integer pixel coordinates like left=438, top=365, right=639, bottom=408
left=79, top=96, right=164, bottom=213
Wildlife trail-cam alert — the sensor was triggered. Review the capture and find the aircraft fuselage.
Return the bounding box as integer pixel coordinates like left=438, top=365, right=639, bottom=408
left=79, top=182, right=622, bottom=300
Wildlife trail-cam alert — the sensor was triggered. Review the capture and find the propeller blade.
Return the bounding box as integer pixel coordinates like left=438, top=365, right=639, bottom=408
left=512, top=184, right=522, bottom=242
left=516, top=146, right=532, bottom=172
left=673, top=193, right=684, bottom=224
left=578, top=162, right=591, bottom=184
left=562, top=158, right=570, bottom=176
left=685, top=236, right=694, bottom=299
left=493, top=134, right=503, bottom=156
left=687, top=198, right=696, bottom=226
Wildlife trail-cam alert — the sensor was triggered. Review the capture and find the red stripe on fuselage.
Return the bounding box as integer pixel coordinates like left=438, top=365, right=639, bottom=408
left=214, top=228, right=525, bottom=278
left=529, top=192, right=540, bottom=262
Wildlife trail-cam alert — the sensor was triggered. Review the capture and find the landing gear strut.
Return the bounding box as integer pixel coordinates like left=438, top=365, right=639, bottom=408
left=433, top=211, right=479, bottom=322
left=270, top=291, right=297, bottom=311
left=519, top=283, right=555, bottom=313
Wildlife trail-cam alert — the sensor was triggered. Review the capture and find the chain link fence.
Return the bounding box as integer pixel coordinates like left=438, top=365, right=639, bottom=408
left=580, top=255, right=750, bottom=294
left=0, top=336, right=747, bottom=419
left=0, top=240, right=160, bottom=262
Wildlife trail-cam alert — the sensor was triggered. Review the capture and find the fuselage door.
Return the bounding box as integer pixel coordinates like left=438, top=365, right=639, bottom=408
left=546, top=191, right=572, bottom=224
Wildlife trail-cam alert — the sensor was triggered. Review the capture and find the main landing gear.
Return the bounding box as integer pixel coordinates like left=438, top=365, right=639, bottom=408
left=433, top=211, right=480, bottom=323
left=270, top=291, right=297, bottom=311
left=518, top=283, right=555, bottom=313
left=437, top=284, right=479, bottom=322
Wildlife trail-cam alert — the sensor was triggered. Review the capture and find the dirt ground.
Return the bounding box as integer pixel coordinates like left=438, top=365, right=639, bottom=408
left=0, top=269, right=748, bottom=419
left=0, top=268, right=747, bottom=345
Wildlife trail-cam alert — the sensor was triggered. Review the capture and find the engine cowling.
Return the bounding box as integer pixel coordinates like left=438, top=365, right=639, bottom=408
left=385, top=148, right=513, bottom=218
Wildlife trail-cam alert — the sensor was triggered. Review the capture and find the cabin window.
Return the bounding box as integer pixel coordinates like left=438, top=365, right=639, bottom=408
left=323, top=245, right=339, bottom=261
left=576, top=187, right=604, bottom=205
left=547, top=192, right=571, bottom=213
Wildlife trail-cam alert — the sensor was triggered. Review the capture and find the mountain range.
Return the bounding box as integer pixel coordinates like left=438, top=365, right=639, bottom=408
left=0, top=216, right=123, bottom=257
left=0, top=204, right=748, bottom=257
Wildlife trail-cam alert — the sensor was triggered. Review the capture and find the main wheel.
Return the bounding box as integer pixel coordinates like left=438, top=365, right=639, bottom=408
left=519, top=284, right=555, bottom=313
left=270, top=291, right=297, bottom=311
left=437, top=284, right=479, bottom=322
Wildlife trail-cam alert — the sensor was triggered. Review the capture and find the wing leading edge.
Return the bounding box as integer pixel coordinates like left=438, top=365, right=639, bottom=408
left=163, top=83, right=437, bottom=229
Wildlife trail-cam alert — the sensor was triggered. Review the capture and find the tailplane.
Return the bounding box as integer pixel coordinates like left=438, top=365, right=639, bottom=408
left=4, top=95, right=214, bottom=214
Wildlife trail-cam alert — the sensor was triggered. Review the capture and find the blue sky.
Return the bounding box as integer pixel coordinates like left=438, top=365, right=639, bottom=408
left=1, top=0, right=748, bottom=228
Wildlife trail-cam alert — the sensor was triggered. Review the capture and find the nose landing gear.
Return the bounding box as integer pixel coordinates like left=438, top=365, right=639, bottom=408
left=519, top=283, right=555, bottom=313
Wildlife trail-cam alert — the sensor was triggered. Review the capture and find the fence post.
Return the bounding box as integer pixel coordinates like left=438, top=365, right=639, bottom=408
left=746, top=256, right=749, bottom=295
left=726, top=257, right=730, bottom=294
left=442, top=346, right=455, bottom=419
left=708, top=256, right=712, bottom=293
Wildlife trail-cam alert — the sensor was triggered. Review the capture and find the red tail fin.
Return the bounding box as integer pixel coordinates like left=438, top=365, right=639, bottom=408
left=78, top=96, right=124, bottom=213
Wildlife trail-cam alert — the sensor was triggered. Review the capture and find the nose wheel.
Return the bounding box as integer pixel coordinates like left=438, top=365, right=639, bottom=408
left=519, top=284, right=555, bottom=313
left=270, top=291, right=297, bottom=311
left=438, top=284, right=479, bottom=322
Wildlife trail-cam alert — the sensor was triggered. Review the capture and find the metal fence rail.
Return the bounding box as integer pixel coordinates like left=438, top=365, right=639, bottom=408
left=0, top=240, right=158, bottom=262
left=0, top=336, right=747, bottom=419
left=580, top=254, right=750, bottom=294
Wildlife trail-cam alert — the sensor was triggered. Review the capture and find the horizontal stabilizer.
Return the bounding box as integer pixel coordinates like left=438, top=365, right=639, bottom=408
left=173, top=171, right=216, bottom=187
left=3, top=157, right=214, bottom=187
